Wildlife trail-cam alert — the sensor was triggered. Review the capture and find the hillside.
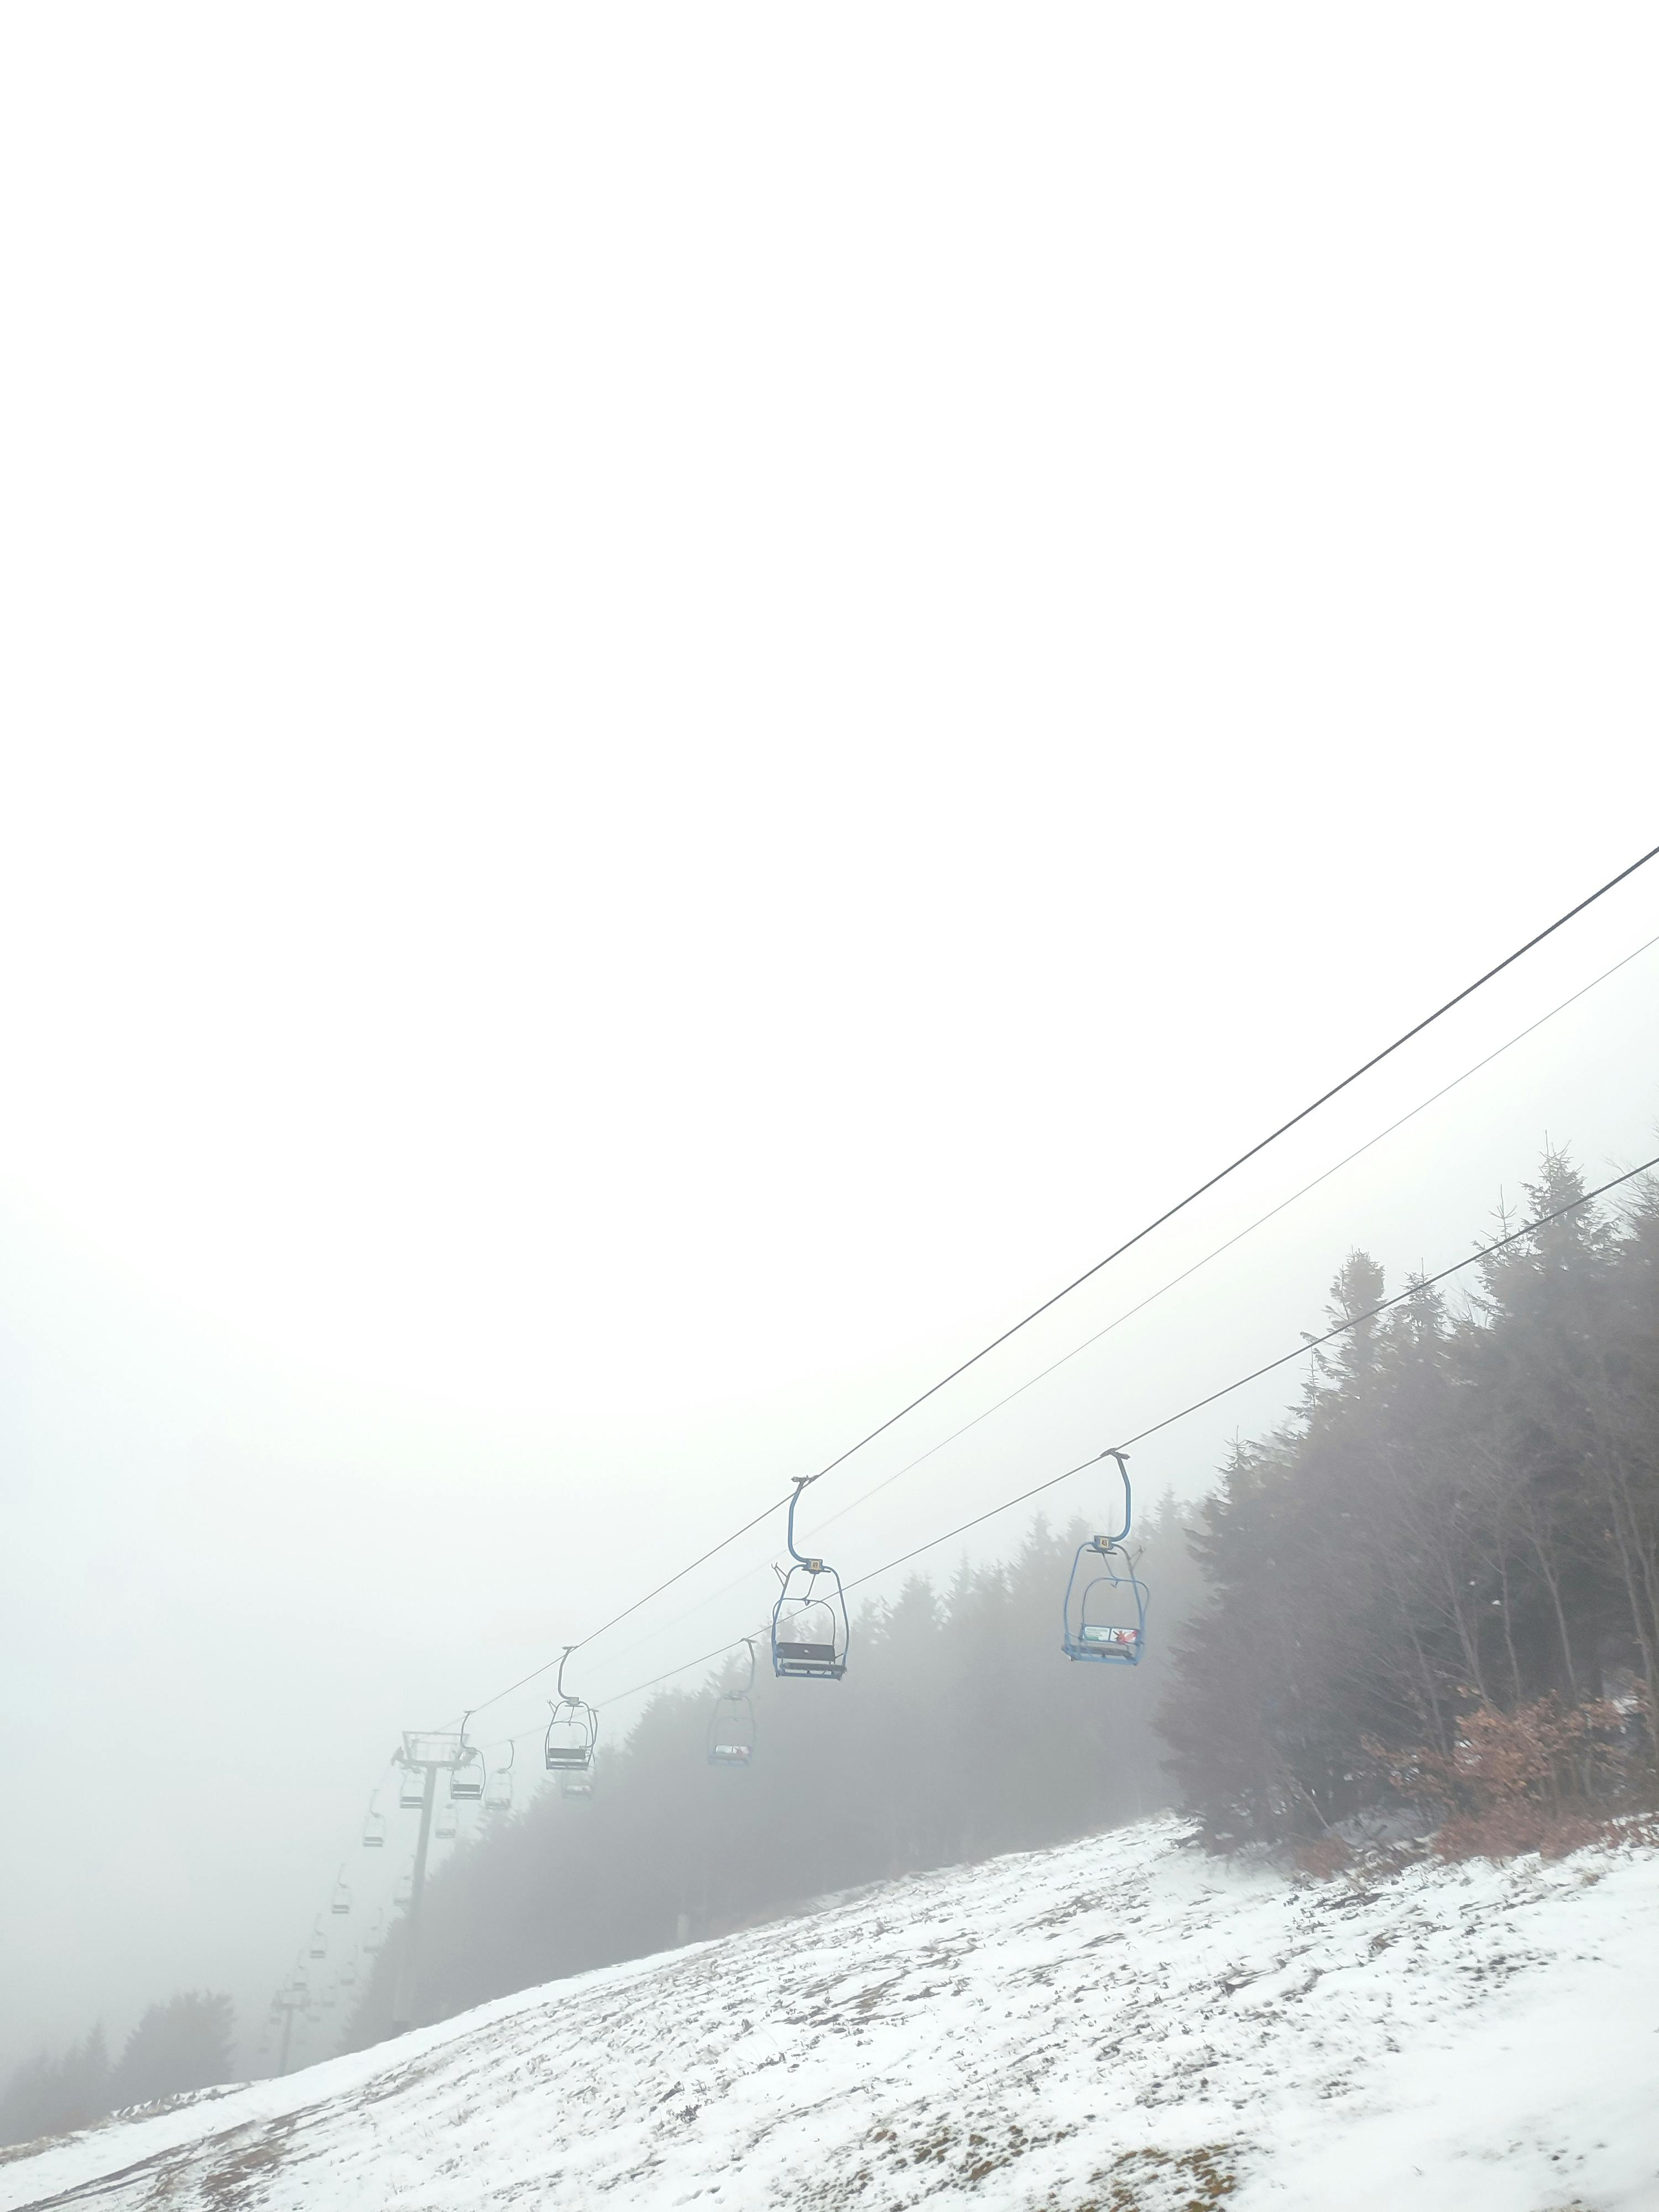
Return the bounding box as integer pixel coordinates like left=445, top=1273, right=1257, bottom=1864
left=3, top=1818, right=1655, bottom=2212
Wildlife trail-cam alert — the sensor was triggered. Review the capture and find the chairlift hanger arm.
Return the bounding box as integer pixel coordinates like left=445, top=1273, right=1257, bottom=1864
left=785, top=1478, right=825, bottom=1570
left=1103, top=1449, right=1131, bottom=1549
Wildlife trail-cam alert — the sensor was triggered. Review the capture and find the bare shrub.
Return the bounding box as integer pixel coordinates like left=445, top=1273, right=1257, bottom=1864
left=1291, top=1836, right=1356, bottom=1880
left=1368, top=1695, right=1634, bottom=1861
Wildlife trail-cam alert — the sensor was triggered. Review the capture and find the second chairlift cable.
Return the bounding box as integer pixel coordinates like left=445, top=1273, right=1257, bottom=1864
left=453, top=842, right=1659, bottom=1727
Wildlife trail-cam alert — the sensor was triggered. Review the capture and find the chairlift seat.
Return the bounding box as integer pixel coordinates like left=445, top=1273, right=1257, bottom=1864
left=1081, top=1624, right=1140, bottom=1646
left=776, top=1639, right=836, bottom=1663
left=544, top=1745, right=592, bottom=1770
left=712, top=1743, right=752, bottom=1763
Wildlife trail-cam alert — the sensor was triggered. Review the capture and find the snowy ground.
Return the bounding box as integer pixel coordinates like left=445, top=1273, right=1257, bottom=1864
left=4, top=1817, right=1656, bottom=2211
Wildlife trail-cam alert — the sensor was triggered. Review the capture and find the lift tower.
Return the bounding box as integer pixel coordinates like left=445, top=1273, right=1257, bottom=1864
left=274, top=1975, right=308, bottom=2077
left=390, top=1729, right=469, bottom=2034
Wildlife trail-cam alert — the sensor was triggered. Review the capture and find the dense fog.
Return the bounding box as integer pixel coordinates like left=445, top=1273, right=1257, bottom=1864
left=3, top=0, right=1659, bottom=2148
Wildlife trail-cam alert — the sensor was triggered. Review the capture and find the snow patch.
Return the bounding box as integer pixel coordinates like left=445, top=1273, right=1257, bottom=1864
left=3, top=1819, right=1655, bottom=2211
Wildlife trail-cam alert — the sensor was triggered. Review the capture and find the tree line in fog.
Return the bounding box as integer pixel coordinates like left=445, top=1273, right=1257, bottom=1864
left=0, top=1994, right=233, bottom=2148
left=1163, top=1149, right=1658, bottom=1851
left=6, top=1144, right=1653, bottom=2132
left=342, top=1145, right=1656, bottom=2036
left=342, top=1497, right=1202, bottom=2044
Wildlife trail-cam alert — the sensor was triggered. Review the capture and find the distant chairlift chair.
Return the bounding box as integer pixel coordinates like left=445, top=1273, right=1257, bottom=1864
left=706, top=1638, right=759, bottom=1767
left=484, top=1741, right=515, bottom=1815
left=449, top=1720, right=486, bottom=1803
left=545, top=1647, right=599, bottom=1779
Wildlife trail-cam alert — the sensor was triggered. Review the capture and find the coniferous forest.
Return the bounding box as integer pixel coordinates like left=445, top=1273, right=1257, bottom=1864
left=341, top=1500, right=1204, bottom=2048
left=6, top=1147, right=1655, bottom=2117
left=330, top=1146, right=1658, bottom=2047
left=1163, top=1149, right=1659, bottom=1855
left=0, top=1996, right=235, bottom=2149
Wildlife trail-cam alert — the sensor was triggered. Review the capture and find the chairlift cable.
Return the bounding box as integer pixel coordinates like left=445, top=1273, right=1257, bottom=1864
left=447, top=846, right=1659, bottom=1725
left=808, top=922, right=1659, bottom=1542
left=570, top=1149, right=1659, bottom=1705
left=835, top=1150, right=1659, bottom=1598
left=472, top=921, right=1659, bottom=1719
left=787, top=843, right=1659, bottom=1496
left=456, top=1493, right=793, bottom=1723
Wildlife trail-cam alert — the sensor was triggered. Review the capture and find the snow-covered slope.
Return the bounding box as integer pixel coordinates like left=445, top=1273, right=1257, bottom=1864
left=5, top=1818, right=1656, bottom=2211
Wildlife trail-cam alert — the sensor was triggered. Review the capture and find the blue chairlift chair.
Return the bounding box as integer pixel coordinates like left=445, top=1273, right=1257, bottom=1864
left=1061, top=1449, right=1149, bottom=1667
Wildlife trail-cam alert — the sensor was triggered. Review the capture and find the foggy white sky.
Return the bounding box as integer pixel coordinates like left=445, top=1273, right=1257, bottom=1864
left=3, top=4, right=1658, bottom=2076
